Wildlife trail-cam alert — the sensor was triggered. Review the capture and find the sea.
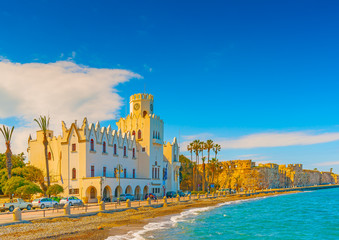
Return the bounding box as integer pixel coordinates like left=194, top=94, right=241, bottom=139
left=107, top=188, right=339, bottom=240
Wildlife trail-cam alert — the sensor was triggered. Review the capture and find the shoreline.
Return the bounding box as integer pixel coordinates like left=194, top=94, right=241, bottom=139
left=0, top=191, right=301, bottom=240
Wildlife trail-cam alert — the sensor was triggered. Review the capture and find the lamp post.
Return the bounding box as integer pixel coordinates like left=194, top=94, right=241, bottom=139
left=115, top=164, right=123, bottom=204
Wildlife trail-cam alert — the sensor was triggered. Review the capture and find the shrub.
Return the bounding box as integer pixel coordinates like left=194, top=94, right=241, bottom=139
left=46, top=184, right=64, bottom=196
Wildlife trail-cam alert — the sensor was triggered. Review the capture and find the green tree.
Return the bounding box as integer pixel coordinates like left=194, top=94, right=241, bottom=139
left=213, top=144, right=221, bottom=159
left=192, top=140, right=201, bottom=191
left=179, top=155, right=194, bottom=191
left=0, top=125, right=14, bottom=180
left=46, top=184, right=64, bottom=196
left=0, top=153, right=25, bottom=170
left=2, top=176, right=29, bottom=197
left=16, top=183, right=42, bottom=200
left=34, top=116, right=51, bottom=186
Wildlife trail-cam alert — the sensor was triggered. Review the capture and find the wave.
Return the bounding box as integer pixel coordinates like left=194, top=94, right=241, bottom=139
left=105, top=194, right=288, bottom=240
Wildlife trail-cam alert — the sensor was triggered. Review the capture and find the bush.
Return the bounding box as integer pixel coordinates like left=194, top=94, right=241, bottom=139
left=2, top=176, right=29, bottom=196
left=16, top=183, right=42, bottom=200
left=191, top=191, right=207, bottom=195
left=46, top=184, right=64, bottom=196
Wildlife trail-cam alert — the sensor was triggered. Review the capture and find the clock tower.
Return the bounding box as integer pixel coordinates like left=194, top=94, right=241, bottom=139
left=129, top=93, right=154, bottom=117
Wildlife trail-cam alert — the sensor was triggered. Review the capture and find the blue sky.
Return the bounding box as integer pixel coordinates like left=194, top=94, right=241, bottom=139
left=0, top=1, right=339, bottom=172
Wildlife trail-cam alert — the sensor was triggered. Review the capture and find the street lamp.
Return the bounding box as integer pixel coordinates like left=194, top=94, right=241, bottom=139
left=115, top=164, right=123, bottom=204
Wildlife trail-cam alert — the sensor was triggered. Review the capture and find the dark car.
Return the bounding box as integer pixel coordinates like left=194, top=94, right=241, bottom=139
left=166, top=191, right=177, bottom=198
left=177, top=191, right=185, bottom=197
left=145, top=193, right=157, bottom=200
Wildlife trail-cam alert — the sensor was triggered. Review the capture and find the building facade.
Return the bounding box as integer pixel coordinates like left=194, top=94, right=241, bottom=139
left=28, top=93, right=181, bottom=203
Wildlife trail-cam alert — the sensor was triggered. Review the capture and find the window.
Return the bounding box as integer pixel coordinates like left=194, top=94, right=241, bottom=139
left=153, top=131, right=155, bottom=138
left=132, top=130, right=136, bottom=136
left=103, top=167, right=106, bottom=177
left=142, top=147, right=146, bottom=152
left=103, top=141, right=106, bottom=153
left=158, top=132, right=160, bottom=139
left=69, top=188, right=79, bottom=194
left=72, top=144, right=76, bottom=152
left=114, top=144, right=117, bottom=155
left=138, top=130, right=142, bottom=139
left=91, top=165, right=95, bottom=177
left=133, top=169, right=135, bottom=178
left=133, top=148, right=135, bottom=158
left=72, top=168, right=76, bottom=179
left=48, top=152, right=51, bottom=160
left=143, top=111, right=147, bottom=117
left=124, top=146, right=127, bottom=156
left=152, top=167, right=155, bottom=179
left=90, top=139, right=94, bottom=151
left=124, top=168, right=127, bottom=178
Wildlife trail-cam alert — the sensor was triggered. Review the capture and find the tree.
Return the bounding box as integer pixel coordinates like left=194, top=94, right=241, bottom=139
left=201, top=156, right=206, bottom=192
left=213, top=144, right=221, bottom=159
left=0, top=153, right=25, bottom=170
left=205, top=140, right=214, bottom=164
left=2, top=176, right=29, bottom=197
left=179, top=155, right=193, bottom=191
left=16, top=183, right=42, bottom=200
left=209, top=158, right=221, bottom=187
left=192, top=140, right=201, bottom=191
left=187, top=143, right=194, bottom=190
left=0, top=125, right=14, bottom=180
left=46, top=184, right=64, bottom=196
left=34, top=116, right=51, bottom=186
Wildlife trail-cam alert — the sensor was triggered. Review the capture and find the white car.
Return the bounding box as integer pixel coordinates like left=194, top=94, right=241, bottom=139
left=32, top=198, right=59, bottom=209
left=59, top=196, right=83, bottom=206
left=1, top=198, right=32, bottom=212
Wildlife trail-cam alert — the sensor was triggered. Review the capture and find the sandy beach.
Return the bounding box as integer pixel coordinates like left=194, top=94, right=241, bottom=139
left=0, top=191, right=300, bottom=240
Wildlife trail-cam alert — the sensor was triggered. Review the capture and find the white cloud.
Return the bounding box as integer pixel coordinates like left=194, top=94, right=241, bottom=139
left=0, top=60, right=141, bottom=154
left=219, top=131, right=339, bottom=149
left=314, top=161, right=339, bottom=167
left=180, top=130, right=339, bottom=152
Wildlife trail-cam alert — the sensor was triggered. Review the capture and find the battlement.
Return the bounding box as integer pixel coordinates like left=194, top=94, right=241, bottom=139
left=130, top=93, right=154, bottom=102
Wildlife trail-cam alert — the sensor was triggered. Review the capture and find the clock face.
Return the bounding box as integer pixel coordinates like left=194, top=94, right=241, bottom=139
left=150, top=104, right=153, bottom=111
left=134, top=103, right=140, bottom=110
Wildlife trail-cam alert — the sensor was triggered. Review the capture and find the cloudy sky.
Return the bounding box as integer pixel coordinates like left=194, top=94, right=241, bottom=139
left=0, top=1, right=339, bottom=172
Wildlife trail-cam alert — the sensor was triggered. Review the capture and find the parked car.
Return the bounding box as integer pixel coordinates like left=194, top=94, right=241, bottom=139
left=51, top=196, right=61, bottom=203
left=177, top=191, right=185, bottom=197
left=166, top=191, right=177, bottom=198
left=144, top=193, right=157, bottom=200
left=32, top=198, right=59, bottom=209
left=119, top=194, right=135, bottom=201
left=1, top=198, right=32, bottom=212
left=59, top=196, right=83, bottom=206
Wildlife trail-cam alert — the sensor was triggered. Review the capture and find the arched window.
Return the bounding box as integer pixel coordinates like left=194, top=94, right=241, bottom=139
left=138, top=130, right=142, bottom=139
left=133, top=148, right=135, bottom=158
left=124, top=146, right=127, bottom=156
left=114, top=144, right=117, bottom=155
left=158, top=132, right=160, bottom=139
left=155, top=161, right=157, bottom=166
left=48, top=152, right=51, bottom=160
left=143, top=111, right=147, bottom=117
left=103, top=141, right=106, bottom=153
left=153, top=131, right=155, bottom=138
left=90, top=139, right=94, bottom=151
left=72, top=168, right=76, bottom=179
left=132, top=130, right=136, bottom=136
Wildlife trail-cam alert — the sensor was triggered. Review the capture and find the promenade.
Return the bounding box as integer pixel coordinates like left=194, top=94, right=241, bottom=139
left=0, top=184, right=338, bottom=226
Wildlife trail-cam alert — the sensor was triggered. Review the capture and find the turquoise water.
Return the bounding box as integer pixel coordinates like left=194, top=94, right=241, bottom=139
left=150, top=189, right=339, bottom=239
left=108, top=188, right=339, bottom=240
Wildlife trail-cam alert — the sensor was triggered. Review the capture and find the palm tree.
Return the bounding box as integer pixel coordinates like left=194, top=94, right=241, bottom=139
left=205, top=140, right=214, bottom=164
left=213, top=144, right=221, bottom=159
left=187, top=143, right=194, bottom=190
left=0, top=125, right=14, bottom=180
left=192, top=140, right=201, bottom=191
left=210, top=158, right=220, bottom=187
left=34, top=116, right=51, bottom=187
left=201, top=156, right=206, bottom=192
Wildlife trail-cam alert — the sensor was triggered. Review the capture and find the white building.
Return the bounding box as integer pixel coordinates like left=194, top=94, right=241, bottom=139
left=28, top=93, right=181, bottom=202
